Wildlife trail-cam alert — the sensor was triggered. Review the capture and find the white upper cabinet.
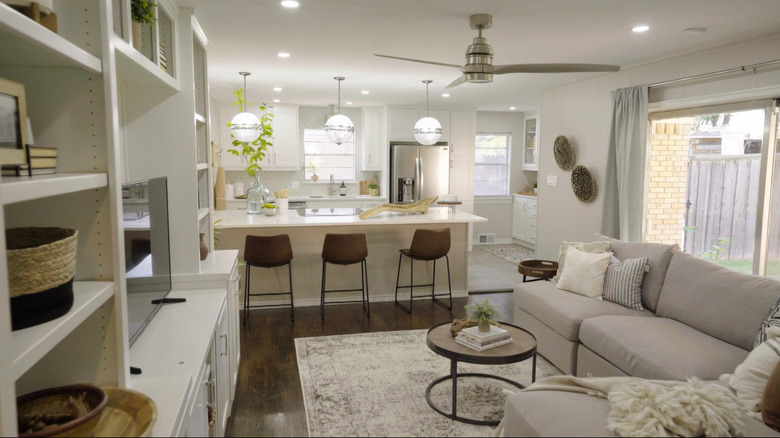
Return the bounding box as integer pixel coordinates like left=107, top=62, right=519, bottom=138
left=217, top=104, right=299, bottom=171
left=387, top=108, right=450, bottom=143
left=522, top=116, right=539, bottom=171
left=361, top=106, right=385, bottom=171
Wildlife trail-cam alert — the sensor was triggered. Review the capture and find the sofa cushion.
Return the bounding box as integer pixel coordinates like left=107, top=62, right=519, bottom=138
left=601, top=256, right=648, bottom=310
left=500, top=387, right=780, bottom=437
left=513, top=280, right=651, bottom=342
left=555, top=247, right=612, bottom=298
left=579, top=315, right=748, bottom=380
left=656, top=251, right=780, bottom=351
left=594, top=233, right=675, bottom=312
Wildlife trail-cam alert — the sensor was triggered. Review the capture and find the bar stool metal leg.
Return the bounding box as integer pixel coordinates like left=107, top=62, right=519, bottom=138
left=288, top=262, right=295, bottom=321
left=320, top=261, right=327, bottom=321
left=243, top=264, right=251, bottom=325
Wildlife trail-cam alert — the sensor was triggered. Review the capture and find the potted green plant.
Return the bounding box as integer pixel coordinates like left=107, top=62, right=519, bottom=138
left=305, top=161, right=319, bottom=182
left=131, top=0, right=156, bottom=51
left=465, top=299, right=501, bottom=332
left=367, top=182, right=379, bottom=196
left=227, top=88, right=274, bottom=214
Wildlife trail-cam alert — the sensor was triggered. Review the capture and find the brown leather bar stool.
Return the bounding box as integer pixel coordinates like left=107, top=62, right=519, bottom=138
left=320, top=233, right=370, bottom=320
left=243, top=234, right=294, bottom=324
left=394, top=228, right=452, bottom=313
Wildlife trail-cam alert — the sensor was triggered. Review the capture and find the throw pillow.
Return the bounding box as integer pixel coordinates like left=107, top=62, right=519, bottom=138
left=553, top=240, right=612, bottom=282
left=601, top=256, right=649, bottom=311
left=556, top=247, right=613, bottom=298
left=755, top=297, right=780, bottom=348
left=764, top=362, right=780, bottom=432
left=729, top=326, right=780, bottom=419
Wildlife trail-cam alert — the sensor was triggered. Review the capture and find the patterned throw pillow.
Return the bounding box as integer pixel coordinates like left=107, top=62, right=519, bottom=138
left=601, top=256, right=649, bottom=310
left=755, top=298, right=780, bottom=348
left=552, top=240, right=612, bottom=282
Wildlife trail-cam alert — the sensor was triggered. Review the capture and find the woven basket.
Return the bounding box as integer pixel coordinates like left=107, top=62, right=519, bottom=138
left=7, top=227, right=77, bottom=298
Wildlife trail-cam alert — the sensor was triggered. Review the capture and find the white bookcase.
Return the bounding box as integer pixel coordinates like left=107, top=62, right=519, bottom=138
left=0, top=1, right=226, bottom=435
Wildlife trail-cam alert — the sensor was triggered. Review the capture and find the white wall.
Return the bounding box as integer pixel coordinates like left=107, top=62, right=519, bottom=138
left=536, top=32, right=780, bottom=260
left=473, top=111, right=533, bottom=242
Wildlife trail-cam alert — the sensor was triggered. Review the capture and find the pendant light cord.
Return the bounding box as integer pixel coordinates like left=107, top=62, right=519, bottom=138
left=426, top=81, right=430, bottom=117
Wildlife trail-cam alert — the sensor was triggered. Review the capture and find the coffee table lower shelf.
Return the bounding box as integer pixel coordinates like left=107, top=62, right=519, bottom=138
left=425, top=360, right=530, bottom=426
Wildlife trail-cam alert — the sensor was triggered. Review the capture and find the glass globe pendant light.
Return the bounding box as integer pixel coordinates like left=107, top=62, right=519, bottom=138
left=325, top=76, right=354, bottom=145
left=230, top=72, right=262, bottom=143
left=414, top=80, right=442, bottom=146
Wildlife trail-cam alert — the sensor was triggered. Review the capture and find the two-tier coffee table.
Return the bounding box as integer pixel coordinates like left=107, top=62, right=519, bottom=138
left=425, top=321, right=537, bottom=426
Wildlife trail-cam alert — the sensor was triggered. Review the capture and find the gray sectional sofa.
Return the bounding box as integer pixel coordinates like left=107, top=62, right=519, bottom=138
left=502, top=234, right=780, bottom=436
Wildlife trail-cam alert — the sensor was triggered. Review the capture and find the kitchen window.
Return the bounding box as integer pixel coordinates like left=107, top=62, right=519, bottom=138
left=303, top=129, right=355, bottom=181
left=474, top=132, right=511, bottom=196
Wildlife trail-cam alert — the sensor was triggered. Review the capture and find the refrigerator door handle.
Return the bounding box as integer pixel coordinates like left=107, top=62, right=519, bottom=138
left=416, top=156, right=423, bottom=201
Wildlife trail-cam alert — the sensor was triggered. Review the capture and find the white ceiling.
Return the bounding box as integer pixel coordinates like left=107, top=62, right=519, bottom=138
left=178, top=0, right=780, bottom=112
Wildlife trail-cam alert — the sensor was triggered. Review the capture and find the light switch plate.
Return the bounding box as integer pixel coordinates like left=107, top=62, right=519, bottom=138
left=546, top=175, right=558, bottom=187
left=292, top=181, right=300, bottom=189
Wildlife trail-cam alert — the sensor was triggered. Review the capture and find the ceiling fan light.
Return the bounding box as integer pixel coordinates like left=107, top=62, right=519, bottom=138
left=325, top=113, right=354, bottom=145
left=230, top=111, right=262, bottom=143
left=414, top=117, right=442, bottom=145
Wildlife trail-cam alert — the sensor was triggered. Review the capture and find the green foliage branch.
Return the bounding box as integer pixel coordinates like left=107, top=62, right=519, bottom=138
left=227, top=88, right=274, bottom=177
left=131, top=0, right=156, bottom=24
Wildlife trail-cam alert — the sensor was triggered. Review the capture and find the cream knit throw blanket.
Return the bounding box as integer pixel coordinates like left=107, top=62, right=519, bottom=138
left=506, top=375, right=745, bottom=437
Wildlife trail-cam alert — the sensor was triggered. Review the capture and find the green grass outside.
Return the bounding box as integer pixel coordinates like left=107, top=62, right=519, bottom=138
left=711, top=258, right=780, bottom=279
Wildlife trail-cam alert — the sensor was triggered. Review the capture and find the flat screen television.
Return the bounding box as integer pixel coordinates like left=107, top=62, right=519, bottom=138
left=122, top=177, right=172, bottom=347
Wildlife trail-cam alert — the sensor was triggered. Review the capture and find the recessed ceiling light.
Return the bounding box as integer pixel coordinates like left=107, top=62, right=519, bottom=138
left=442, top=93, right=450, bottom=98
left=280, top=1, right=299, bottom=8
left=361, top=90, right=369, bottom=95
left=273, top=87, right=282, bottom=92
left=346, top=101, right=353, bottom=105
left=273, top=99, right=280, bottom=103
left=632, top=25, right=649, bottom=33
left=509, top=107, right=516, bottom=110
left=684, top=27, right=707, bottom=33
left=277, top=52, right=290, bottom=58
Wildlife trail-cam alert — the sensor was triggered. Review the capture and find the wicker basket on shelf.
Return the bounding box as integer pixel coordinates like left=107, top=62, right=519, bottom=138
left=7, top=227, right=78, bottom=331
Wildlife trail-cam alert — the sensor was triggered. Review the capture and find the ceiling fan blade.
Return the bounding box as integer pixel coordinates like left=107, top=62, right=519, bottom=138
left=493, top=63, right=621, bottom=74
left=444, top=75, right=468, bottom=89
left=372, top=53, right=463, bottom=70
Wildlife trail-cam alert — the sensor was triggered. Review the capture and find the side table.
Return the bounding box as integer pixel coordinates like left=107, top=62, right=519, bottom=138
left=517, top=259, right=558, bottom=283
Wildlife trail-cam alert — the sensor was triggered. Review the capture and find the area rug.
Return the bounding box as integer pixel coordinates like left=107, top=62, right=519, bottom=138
left=295, top=329, right=561, bottom=437
left=483, top=246, right=535, bottom=265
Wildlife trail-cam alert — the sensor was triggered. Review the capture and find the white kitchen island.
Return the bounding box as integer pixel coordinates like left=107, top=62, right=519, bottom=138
left=213, top=207, right=487, bottom=307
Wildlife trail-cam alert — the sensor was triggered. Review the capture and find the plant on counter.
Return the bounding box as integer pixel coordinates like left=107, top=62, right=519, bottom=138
left=227, top=89, right=274, bottom=177
left=465, top=299, right=501, bottom=332
left=367, top=182, right=379, bottom=189
left=131, top=0, right=156, bottom=24
left=305, top=161, right=319, bottom=181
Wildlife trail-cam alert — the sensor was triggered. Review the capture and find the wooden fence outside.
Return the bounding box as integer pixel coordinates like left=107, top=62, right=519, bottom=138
left=684, top=155, right=780, bottom=260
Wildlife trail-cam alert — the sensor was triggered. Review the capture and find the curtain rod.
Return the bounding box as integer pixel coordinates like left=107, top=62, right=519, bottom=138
left=648, top=59, right=780, bottom=88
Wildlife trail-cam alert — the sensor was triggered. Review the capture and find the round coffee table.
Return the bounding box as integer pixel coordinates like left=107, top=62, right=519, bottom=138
left=425, top=321, right=537, bottom=426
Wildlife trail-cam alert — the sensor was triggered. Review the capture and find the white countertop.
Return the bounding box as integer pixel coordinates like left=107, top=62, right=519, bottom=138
left=213, top=206, right=487, bottom=228
left=226, top=195, right=387, bottom=203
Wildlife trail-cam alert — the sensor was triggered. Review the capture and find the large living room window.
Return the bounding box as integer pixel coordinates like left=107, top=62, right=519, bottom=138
left=474, top=132, right=511, bottom=196
left=645, top=99, right=780, bottom=278
left=303, top=128, right=355, bottom=182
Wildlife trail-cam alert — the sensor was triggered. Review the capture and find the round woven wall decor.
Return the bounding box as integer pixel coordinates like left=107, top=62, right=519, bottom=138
left=571, top=165, right=596, bottom=203
left=553, top=135, right=575, bottom=170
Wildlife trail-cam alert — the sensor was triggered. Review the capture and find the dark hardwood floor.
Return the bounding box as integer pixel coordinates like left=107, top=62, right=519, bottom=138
left=225, top=292, right=515, bottom=437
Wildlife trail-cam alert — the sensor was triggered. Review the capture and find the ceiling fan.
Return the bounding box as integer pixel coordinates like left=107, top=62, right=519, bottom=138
left=373, top=13, right=620, bottom=89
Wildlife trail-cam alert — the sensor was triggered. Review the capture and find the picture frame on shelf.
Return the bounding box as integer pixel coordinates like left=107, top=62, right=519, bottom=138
left=0, top=77, right=29, bottom=167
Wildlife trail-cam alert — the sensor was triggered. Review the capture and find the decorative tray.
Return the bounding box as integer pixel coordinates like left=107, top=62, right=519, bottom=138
left=84, top=387, right=157, bottom=437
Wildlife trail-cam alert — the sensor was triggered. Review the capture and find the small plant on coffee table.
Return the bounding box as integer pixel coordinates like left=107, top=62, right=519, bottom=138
left=465, top=299, right=500, bottom=332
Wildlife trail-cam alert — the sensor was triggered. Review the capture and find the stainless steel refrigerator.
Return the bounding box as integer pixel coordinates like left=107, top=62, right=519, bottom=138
left=389, top=141, right=450, bottom=204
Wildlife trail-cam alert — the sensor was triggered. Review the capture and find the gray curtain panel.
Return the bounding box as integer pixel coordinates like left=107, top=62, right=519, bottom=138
left=601, top=85, right=648, bottom=241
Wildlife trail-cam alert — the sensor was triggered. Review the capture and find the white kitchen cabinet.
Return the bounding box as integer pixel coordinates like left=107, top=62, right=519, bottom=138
left=361, top=106, right=384, bottom=171
left=218, top=104, right=299, bottom=171
left=215, top=298, right=230, bottom=436
left=449, top=110, right=476, bottom=158
left=513, top=194, right=537, bottom=248
left=522, top=116, right=539, bottom=171
left=387, top=108, right=450, bottom=143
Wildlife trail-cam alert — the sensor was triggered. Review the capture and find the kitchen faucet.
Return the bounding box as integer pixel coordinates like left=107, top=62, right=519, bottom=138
left=329, top=174, right=336, bottom=196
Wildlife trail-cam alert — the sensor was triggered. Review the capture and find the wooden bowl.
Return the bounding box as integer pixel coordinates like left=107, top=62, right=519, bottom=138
left=17, top=384, right=108, bottom=437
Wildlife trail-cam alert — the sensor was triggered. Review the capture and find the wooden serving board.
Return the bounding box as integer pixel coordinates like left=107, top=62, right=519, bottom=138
left=359, top=180, right=369, bottom=195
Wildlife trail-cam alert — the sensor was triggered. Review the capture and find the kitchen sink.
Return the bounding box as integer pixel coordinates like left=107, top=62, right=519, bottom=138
left=298, top=207, right=363, bottom=216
